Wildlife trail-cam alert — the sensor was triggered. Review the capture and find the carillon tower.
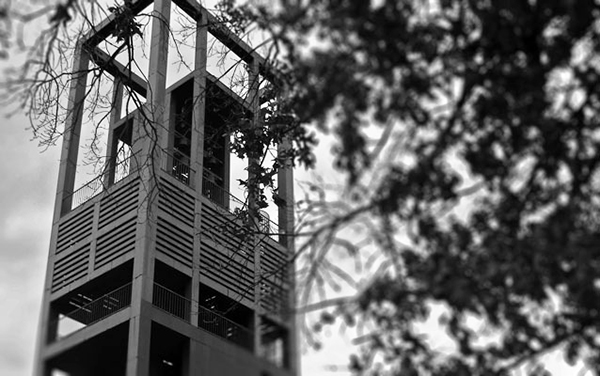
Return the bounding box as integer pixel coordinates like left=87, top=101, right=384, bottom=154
left=34, top=1, right=297, bottom=375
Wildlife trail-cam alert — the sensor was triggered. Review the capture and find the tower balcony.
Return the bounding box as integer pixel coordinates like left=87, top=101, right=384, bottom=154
left=66, top=148, right=280, bottom=240
left=50, top=280, right=254, bottom=353
left=51, top=282, right=133, bottom=341
left=152, top=282, right=254, bottom=351
left=51, top=152, right=290, bottom=314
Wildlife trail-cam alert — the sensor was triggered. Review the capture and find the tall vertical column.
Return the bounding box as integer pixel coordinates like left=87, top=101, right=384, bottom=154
left=278, top=133, right=298, bottom=373
left=189, top=10, right=209, bottom=374
left=126, top=1, right=171, bottom=375
left=191, top=7, right=208, bottom=328
left=57, top=42, right=90, bottom=217
left=33, top=42, right=89, bottom=376
left=248, top=58, right=263, bottom=355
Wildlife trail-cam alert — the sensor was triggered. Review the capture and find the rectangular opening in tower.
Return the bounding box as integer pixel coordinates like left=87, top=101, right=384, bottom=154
left=109, top=118, right=134, bottom=185
left=203, top=80, right=246, bottom=208
left=166, top=75, right=247, bottom=208
left=206, top=31, right=249, bottom=99
left=49, top=261, right=133, bottom=341
left=165, top=1, right=197, bottom=88
left=153, top=260, right=192, bottom=322
left=168, top=79, right=194, bottom=185
left=150, top=322, right=190, bottom=376
left=199, top=283, right=254, bottom=351
left=46, top=321, right=129, bottom=376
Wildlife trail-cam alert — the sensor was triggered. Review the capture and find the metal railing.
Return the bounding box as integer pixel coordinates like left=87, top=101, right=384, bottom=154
left=152, top=283, right=191, bottom=322
left=198, top=304, right=254, bottom=351
left=113, top=154, right=132, bottom=184
left=201, top=169, right=244, bottom=211
left=162, top=149, right=195, bottom=186
left=201, top=172, right=280, bottom=239
left=70, top=176, right=104, bottom=209
left=159, top=149, right=281, bottom=238
left=55, top=283, right=132, bottom=338
left=151, top=283, right=253, bottom=350
left=68, top=156, right=135, bottom=210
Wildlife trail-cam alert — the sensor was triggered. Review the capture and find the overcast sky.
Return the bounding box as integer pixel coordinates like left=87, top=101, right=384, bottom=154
left=0, top=113, right=59, bottom=375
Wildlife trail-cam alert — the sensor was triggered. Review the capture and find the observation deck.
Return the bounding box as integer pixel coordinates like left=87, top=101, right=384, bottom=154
left=46, top=144, right=291, bottom=368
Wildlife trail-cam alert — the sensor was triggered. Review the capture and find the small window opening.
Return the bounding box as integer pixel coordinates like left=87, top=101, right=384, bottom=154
left=170, top=80, right=194, bottom=185
left=111, top=119, right=133, bottom=184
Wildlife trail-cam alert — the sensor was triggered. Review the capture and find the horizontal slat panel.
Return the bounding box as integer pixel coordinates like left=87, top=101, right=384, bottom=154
left=52, top=244, right=90, bottom=292
left=260, top=240, right=288, bottom=286
left=259, top=239, right=289, bottom=317
left=98, top=179, right=139, bottom=229
left=56, top=206, right=94, bottom=254
left=201, top=241, right=254, bottom=281
left=200, top=235, right=255, bottom=300
left=159, top=177, right=195, bottom=225
left=200, top=271, right=255, bottom=301
left=157, top=217, right=194, bottom=266
left=95, top=218, right=137, bottom=269
left=200, top=205, right=252, bottom=253
left=260, top=278, right=287, bottom=314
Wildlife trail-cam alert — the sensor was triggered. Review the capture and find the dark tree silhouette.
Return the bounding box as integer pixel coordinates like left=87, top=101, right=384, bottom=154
left=4, top=0, right=600, bottom=375
left=230, top=1, right=600, bottom=375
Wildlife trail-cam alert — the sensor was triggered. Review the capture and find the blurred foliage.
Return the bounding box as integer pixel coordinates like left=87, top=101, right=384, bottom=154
left=223, top=0, right=600, bottom=374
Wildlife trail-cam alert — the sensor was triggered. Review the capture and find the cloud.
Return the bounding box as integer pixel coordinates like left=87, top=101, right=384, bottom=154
left=0, top=114, right=59, bottom=376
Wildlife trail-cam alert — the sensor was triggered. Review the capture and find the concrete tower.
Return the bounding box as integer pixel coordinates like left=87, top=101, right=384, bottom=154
left=34, top=1, right=297, bottom=375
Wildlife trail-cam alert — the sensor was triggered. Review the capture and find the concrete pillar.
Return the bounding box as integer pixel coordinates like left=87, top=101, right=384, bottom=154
left=33, top=42, right=89, bottom=376
left=278, top=135, right=298, bottom=373
left=191, top=7, right=208, bottom=329
left=56, top=42, right=90, bottom=216
left=126, top=0, right=171, bottom=375
left=248, top=58, right=263, bottom=356
left=126, top=305, right=153, bottom=376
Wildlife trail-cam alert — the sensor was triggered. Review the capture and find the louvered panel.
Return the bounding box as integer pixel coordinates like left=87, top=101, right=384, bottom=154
left=260, top=277, right=287, bottom=315
left=259, top=239, right=289, bottom=316
left=200, top=272, right=256, bottom=302
left=95, top=218, right=137, bottom=269
left=260, top=240, right=288, bottom=279
left=200, top=203, right=250, bottom=252
left=156, top=217, right=194, bottom=266
left=200, top=270, right=256, bottom=301
left=159, top=177, right=194, bottom=225
left=200, top=238, right=255, bottom=300
left=52, top=244, right=90, bottom=292
left=98, top=178, right=139, bottom=230
left=56, top=205, right=94, bottom=254
left=201, top=240, right=254, bottom=282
